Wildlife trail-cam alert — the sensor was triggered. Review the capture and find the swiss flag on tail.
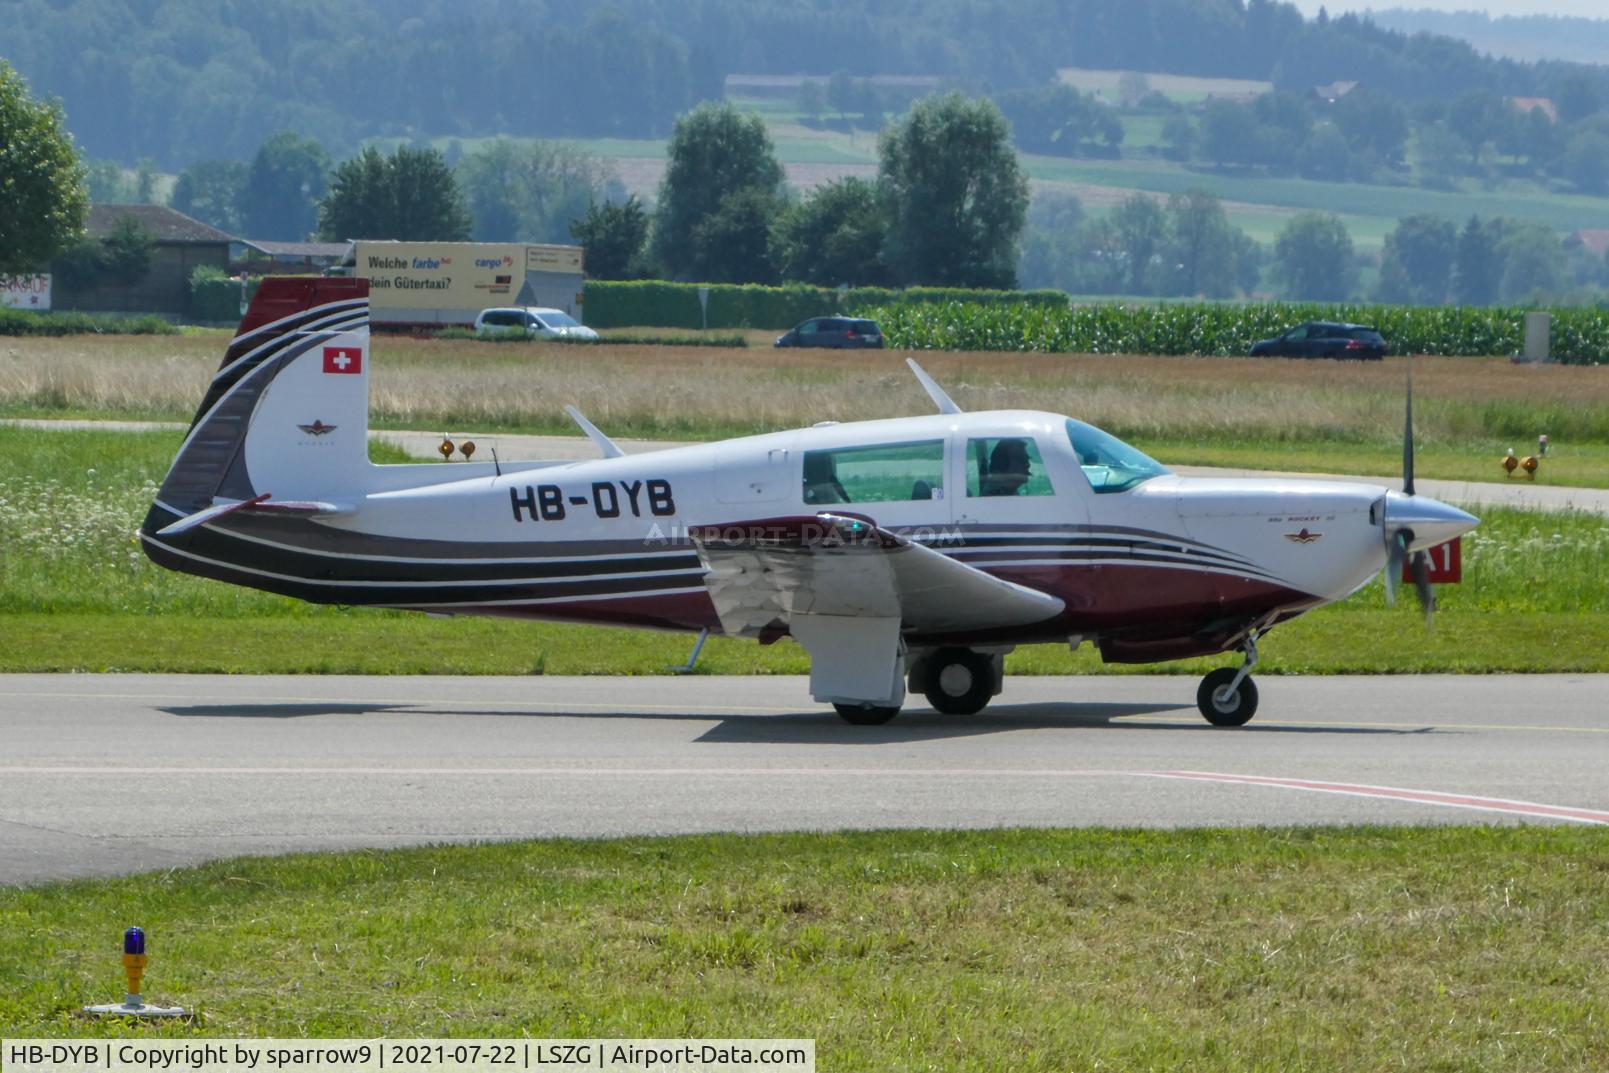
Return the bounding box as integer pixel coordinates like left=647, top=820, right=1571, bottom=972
left=323, top=346, right=362, bottom=374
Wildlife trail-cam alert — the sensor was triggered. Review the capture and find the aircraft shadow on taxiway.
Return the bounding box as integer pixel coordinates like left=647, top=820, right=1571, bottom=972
left=158, top=700, right=1432, bottom=744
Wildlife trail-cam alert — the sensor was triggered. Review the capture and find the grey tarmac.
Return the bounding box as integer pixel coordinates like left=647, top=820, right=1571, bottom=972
left=3, top=673, right=1607, bottom=887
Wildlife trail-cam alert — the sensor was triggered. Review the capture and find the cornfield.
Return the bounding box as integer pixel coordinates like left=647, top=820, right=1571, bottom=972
left=861, top=302, right=1609, bottom=365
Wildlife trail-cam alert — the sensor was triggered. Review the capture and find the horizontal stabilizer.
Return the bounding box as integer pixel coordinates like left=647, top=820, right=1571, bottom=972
left=155, top=494, right=350, bottom=536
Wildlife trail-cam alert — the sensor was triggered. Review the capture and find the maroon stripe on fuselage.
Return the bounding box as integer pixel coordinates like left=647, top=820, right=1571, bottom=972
left=416, top=561, right=1316, bottom=649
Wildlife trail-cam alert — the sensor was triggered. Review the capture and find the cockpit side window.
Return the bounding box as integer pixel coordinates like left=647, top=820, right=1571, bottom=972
left=966, top=437, right=1054, bottom=497
left=1065, top=419, right=1169, bottom=493
left=802, top=440, right=945, bottom=504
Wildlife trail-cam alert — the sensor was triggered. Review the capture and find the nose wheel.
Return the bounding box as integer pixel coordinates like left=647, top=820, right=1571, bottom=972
left=1197, top=636, right=1260, bottom=727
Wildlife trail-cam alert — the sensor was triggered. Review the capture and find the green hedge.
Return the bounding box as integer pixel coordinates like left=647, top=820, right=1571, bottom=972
left=860, top=301, right=1609, bottom=364
left=187, top=277, right=243, bottom=322
left=582, top=280, right=1067, bottom=330
left=0, top=309, right=178, bottom=336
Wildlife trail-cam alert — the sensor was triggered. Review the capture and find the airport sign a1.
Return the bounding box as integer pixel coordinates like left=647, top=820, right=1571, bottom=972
left=2, top=274, right=51, bottom=311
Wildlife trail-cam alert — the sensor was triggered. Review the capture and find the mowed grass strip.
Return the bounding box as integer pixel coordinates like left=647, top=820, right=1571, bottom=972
left=4, top=827, right=1608, bottom=1070
left=3, top=427, right=1607, bottom=674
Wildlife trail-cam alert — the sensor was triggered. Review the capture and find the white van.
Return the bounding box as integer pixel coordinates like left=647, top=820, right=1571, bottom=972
left=473, top=306, right=599, bottom=341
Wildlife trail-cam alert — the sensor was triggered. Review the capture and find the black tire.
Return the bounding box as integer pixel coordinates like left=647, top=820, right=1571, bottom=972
left=922, top=648, right=997, bottom=716
left=833, top=702, right=900, bottom=726
left=1196, top=668, right=1259, bottom=727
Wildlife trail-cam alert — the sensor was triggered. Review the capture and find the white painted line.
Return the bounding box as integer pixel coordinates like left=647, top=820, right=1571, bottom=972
left=1142, top=770, right=1609, bottom=825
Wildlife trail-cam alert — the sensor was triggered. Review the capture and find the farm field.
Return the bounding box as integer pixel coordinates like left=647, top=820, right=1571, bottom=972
left=538, top=96, right=1609, bottom=254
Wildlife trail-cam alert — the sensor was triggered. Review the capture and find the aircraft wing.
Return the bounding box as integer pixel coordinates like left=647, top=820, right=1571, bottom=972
left=690, top=512, right=1065, bottom=638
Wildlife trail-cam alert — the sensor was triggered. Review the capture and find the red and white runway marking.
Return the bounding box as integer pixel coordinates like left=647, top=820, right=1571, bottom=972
left=1143, top=771, right=1609, bottom=825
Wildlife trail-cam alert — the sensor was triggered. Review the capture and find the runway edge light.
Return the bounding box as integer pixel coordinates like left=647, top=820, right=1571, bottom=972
left=83, top=926, right=188, bottom=1018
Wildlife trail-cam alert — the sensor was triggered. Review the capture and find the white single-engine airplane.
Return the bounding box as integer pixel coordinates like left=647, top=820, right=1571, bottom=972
left=142, top=279, right=1478, bottom=726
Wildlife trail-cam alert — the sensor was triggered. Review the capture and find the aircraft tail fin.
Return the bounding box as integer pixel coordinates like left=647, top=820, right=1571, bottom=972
left=146, top=277, right=371, bottom=530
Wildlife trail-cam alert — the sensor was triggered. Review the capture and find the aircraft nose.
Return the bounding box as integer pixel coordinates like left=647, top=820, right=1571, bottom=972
left=1382, top=491, right=1479, bottom=552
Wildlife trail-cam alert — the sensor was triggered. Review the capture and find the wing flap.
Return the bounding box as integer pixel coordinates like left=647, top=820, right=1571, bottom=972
left=690, top=513, right=1064, bottom=638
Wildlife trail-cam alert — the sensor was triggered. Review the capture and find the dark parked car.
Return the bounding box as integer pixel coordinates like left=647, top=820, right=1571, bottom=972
left=1250, top=321, right=1386, bottom=360
left=775, top=316, right=885, bottom=349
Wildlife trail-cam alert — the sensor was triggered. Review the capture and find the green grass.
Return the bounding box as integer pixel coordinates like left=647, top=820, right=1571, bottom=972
left=3, top=426, right=1607, bottom=674
left=5, top=827, right=1608, bottom=1070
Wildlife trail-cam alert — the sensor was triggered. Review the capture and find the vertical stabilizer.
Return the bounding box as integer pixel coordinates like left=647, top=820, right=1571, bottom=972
left=146, top=277, right=370, bottom=530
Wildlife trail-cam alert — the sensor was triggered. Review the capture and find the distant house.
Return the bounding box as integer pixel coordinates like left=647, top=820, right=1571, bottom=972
left=1565, top=229, right=1609, bottom=259
left=1506, top=96, right=1558, bottom=123
left=52, top=204, right=232, bottom=317
left=1310, top=81, right=1360, bottom=104
left=232, top=239, right=352, bottom=275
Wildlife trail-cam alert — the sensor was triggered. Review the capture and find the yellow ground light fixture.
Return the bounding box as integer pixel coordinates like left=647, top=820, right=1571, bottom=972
left=83, top=926, right=187, bottom=1018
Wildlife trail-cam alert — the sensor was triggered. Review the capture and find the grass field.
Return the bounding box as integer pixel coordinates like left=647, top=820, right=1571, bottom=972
left=3, top=425, right=1607, bottom=675
left=6, top=827, right=1608, bottom=1070
left=6, top=334, right=1608, bottom=482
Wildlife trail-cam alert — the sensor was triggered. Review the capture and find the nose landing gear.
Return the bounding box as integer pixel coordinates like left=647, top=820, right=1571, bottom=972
left=1197, top=635, right=1260, bottom=727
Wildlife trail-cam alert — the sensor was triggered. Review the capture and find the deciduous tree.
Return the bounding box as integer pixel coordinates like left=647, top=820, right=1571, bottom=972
left=1164, top=188, right=1241, bottom=298
left=773, top=177, right=890, bottom=287
left=0, top=60, right=87, bottom=278
left=171, top=161, right=249, bottom=234
left=1451, top=214, right=1502, bottom=306
left=1272, top=211, right=1355, bottom=300
left=457, top=139, right=619, bottom=244
left=570, top=196, right=650, bottom=280
left=1375, top=214, right=1457, bottom=305
left=318, top=145, right=471, bottom=242
left=651, top=102, right=784, bottom=281
left=241, top=132, right=330, bottom=241
left=878, top=93, right=1029, bottom=288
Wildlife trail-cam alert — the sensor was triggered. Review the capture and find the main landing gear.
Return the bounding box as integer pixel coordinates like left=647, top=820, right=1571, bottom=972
left=1196, top=635, right=1260, bottom=727
left=831, top=647, right=1004, bottom=725
left=920, top=647, right=999, bottom=716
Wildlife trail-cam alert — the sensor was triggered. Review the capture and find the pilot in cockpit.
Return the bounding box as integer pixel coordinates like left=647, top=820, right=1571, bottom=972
left=980, top=438, right=1032, bottom=496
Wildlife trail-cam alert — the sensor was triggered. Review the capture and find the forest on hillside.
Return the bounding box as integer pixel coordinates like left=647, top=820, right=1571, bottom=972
left=5, top=0, right=1609, bottom=166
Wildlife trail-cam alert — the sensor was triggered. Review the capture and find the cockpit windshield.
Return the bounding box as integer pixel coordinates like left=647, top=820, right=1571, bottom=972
left=1065, top=419, right=1169, bottom=493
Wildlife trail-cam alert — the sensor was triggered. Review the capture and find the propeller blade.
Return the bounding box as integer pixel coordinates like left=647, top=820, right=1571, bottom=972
left=1384, top=529, right=1406, bottom=606
left=1410, top=549, right=1436, bottom=627
left=1402, top=362, right=1416, bottom=497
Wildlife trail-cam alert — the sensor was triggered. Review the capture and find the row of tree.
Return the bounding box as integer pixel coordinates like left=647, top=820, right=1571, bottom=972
left=1017, top=186, right=1609, bottom=304
left=8, top=0, right=1609, bottom=166
left=611, top=96, right=1028, bottom=289
left=1154, top=83, right=1609, bottom=194
left=177, top=95, right=1032, bottom=291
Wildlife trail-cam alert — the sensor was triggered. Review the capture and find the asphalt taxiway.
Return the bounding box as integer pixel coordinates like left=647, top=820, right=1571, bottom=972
left=3, top=673, right=1606, bottom=887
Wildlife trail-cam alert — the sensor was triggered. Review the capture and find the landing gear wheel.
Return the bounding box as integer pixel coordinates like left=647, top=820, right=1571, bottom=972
left=922, top=648, right=997, bottom=715
left=833, top=702, right=900, bottom=726
left=1197, top=667, right=1259, bottom=727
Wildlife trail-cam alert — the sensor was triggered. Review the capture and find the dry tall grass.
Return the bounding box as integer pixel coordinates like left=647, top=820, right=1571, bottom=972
left=4, top=333, right=1607, bottom=444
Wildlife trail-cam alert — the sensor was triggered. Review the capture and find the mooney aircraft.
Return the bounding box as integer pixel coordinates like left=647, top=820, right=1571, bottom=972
left=141, top=278, right=1478, bottom=725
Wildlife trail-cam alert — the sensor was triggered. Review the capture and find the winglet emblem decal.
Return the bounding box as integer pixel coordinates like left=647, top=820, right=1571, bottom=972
left=1284, top=527, right=1322, bottom=544
left=298, top=419, right=337, bottom=436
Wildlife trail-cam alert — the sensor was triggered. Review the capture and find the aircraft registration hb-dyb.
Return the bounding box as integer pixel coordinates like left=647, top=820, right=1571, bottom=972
left=141, top=278, right=1478, bottom=726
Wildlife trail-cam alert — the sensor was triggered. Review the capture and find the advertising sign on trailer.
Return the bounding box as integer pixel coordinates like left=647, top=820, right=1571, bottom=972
left=2, top=274, right=51, bottom=311
left=352, top=242, right=585, bottom=326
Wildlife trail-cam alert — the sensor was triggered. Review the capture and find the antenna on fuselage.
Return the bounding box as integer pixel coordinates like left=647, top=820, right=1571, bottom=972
left=564, top=405, right=624, bottom=459
left=906, top=358, right=963, bottom=415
